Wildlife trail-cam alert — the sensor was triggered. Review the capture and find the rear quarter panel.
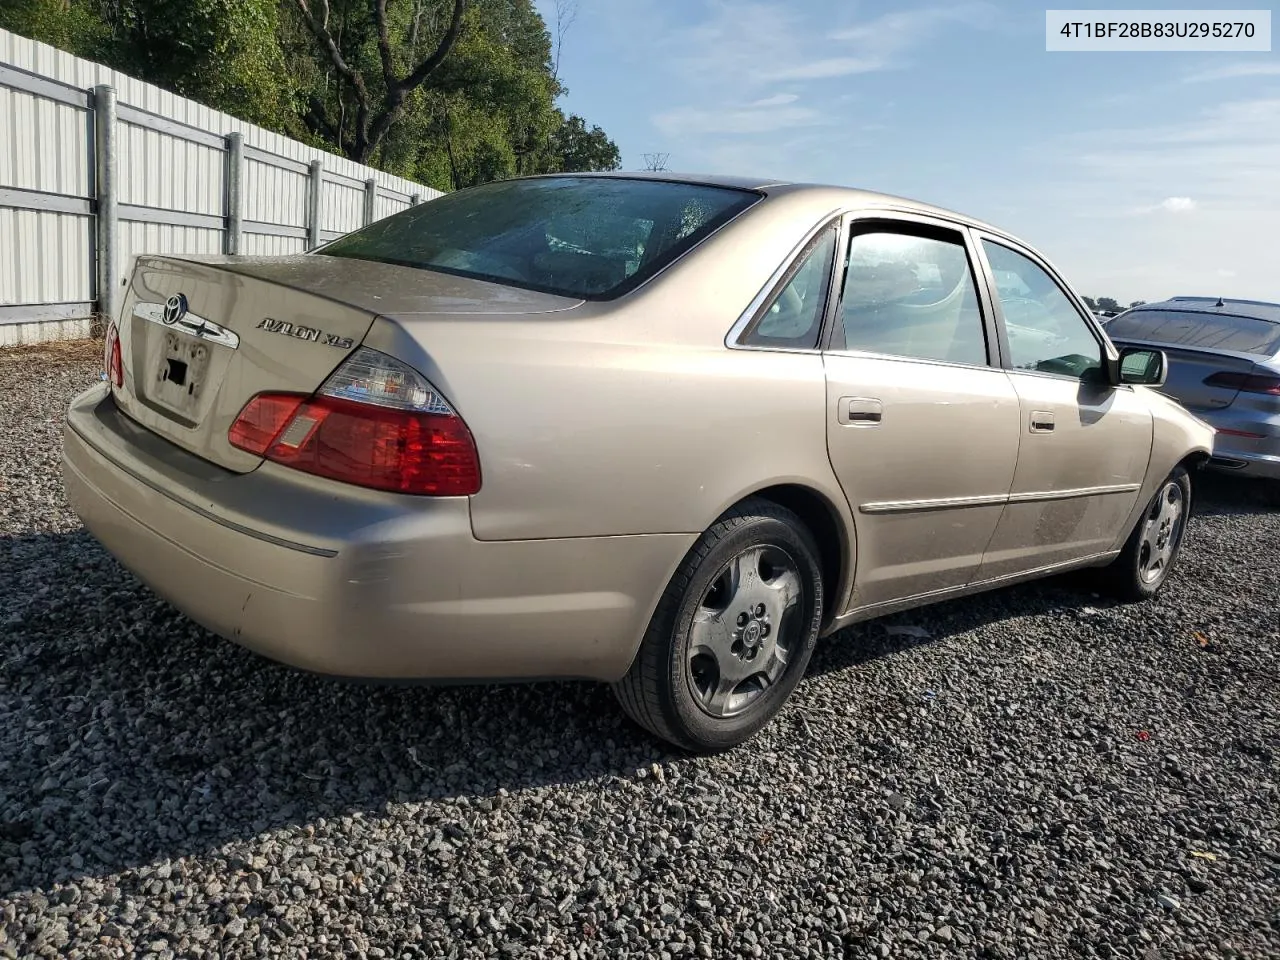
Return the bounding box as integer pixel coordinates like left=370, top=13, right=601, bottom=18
left=361, top=190, right=856, bottom=545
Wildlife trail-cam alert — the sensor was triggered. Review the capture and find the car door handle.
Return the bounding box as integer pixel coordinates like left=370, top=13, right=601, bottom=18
left=1029, top=410, right=1055, bottom=433
left=839, top=397, right=883, bottom=426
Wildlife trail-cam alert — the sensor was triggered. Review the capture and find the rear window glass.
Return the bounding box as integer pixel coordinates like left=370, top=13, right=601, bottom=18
left=318, top=176, right=759, bottom=301
left=1107, top=309, right=1280, bottom=355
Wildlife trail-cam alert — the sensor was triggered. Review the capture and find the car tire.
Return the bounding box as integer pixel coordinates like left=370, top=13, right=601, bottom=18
left=1097, top=466, right=1192, bottom=602
left=612, top=498, right=825, bottom=754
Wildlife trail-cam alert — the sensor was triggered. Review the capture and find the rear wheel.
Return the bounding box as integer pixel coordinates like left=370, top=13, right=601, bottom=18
left=1097, top=466, right=1191, bottom=601
left=612, top=499, right=824, bottom=753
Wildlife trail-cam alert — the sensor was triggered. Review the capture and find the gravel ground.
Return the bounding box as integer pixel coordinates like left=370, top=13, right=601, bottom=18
left=1, top=340, right=1278, bottom=960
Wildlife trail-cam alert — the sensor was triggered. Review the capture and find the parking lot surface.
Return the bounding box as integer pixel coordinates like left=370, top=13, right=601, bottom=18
left=1, top=341, right=1278, bottom=959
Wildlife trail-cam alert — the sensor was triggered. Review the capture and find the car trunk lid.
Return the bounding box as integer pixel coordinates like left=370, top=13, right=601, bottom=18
left=111, top=254, right=579, bottom=473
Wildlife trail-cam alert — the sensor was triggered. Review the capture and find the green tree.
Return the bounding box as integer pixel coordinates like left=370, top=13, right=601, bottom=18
left=1, top=0, right=291, bottom=128
left=0, top=0, right=621, bottom=190
left=1096, top=297, right=1122, bottom=313
left=546, top=114, right=620, bottom=173
left=288, top=0, right=466, bottom=163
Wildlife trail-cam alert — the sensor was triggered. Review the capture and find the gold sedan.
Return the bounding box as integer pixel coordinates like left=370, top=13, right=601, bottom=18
left=63, top=173, right=1214, bottom=752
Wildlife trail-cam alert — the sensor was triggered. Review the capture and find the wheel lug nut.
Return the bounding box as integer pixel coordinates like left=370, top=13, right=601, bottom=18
left=737, top=612, right=749, bottom=627
left=760, top=623, right=770, bottom=637
left=754, top=603, right=765, bottom=617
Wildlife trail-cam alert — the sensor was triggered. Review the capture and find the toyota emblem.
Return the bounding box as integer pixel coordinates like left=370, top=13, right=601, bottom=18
left=162, top=293, right=188, bottom=326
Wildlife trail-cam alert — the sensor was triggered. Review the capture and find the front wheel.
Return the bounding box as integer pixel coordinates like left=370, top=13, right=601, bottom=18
left=612, top=498, right=825, bottom=753
left=1097, top=466, right=1192, bottom=601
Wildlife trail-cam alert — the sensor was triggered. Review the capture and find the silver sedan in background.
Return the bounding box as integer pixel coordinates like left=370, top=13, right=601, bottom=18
left=1105, top=297, right=1280, bottom=498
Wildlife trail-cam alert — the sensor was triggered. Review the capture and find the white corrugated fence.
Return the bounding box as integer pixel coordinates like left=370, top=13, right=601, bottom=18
left=0, top=27, right=441, bottom=345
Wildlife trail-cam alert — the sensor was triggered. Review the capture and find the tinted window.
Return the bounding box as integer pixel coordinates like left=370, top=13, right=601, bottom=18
left=741, top=225, right=837, bottom=349
left=983, top=241, right=1102, bottom=380
left=320, top=177, right=759, bottom=300
left=837, top=230, right=988, bottom=365
left=1106, top=308, right=1280, bottom=356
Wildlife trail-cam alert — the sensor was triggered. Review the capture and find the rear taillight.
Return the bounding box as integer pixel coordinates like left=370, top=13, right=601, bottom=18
left=228, top=347, right=481, bottom=496
left=1203, top=372, right=1280, bottom=396
left=103, top=321, right=123, bottom=388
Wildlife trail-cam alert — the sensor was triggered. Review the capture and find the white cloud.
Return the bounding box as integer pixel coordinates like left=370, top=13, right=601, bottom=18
left=653, top=103, right=821, bottom=137
left=1216, top=268, right=1238, bottom=278
left=829, top=4, right=999, bottom=52
left=1184, top=62, right=1280, bottom=83
left=1029, top=98, right=1280, bottom=302
left=764, top=57, right=887, bottom=81
left=645, top=1, right=997, bottom=170
left=747, top=93, right=799, bottom=108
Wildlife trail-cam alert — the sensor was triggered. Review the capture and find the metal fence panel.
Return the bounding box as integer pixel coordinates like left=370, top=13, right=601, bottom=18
left=0, top=207, right=92, bottom=305
left=374, top=193, right=412, bottom=221
left=243, top=158, right=309, bottom=227
left=118, top=120, right=224, bottom=215
left=321, top=178, right=365, bottom=233
left=0, top=84, right=90, bottom=196
left=241, top=232, right=309, bottom=257
left=0, top=26, right=442, bottom=339
left=117, top=221, right=223, bottom=285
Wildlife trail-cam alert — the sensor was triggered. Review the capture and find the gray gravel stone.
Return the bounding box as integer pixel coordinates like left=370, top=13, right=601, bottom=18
left=2, top=339, right=1279, bottom=959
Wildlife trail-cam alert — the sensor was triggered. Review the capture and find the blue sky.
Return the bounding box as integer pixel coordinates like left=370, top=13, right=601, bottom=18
left=535, top=0, right=1279, bottom=304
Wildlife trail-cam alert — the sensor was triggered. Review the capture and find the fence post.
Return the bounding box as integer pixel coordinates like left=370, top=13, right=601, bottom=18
left=307, top=160, right=323, bottom=250
left=410, top=193, right=422, bottom=206
left=224, top=132, right=244, bottom=255
left=363, top=179, right=377, bottom=225
left=93, top=84, right=119, bottom=327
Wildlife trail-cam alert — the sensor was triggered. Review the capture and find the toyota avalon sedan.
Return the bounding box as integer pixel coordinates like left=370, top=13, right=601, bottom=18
left=63, top=173, right=1214, bottom=753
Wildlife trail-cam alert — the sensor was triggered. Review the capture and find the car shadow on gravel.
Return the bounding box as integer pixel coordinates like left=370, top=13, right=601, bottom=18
left=0, top=531, right=681, bottom=896
left=1189, top=470, right=1278, bottom=516
left=1, top=471, right=1274, bottom=895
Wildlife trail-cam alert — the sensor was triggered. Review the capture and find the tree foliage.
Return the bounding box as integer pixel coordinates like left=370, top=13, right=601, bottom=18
left=0, top=0, right=620, bottom=189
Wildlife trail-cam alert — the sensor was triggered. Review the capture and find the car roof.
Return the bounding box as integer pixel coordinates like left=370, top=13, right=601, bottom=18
left=517, top=171, right=1015, bottom=241
left=1130, top=296, right=1280, bottom=324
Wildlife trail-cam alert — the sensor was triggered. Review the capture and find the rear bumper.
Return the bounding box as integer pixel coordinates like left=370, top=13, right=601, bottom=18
left=62, top=384, right=691, bottom=681
left=1192, top=407, right=1280, bottom=480
left=1206, top=450, right=1280, bottom=480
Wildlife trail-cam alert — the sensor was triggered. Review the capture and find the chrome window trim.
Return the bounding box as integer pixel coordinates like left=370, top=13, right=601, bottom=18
left=821, top=346, right=1007, bottom=375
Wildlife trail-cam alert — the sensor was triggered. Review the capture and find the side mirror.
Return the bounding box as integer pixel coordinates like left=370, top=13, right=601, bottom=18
left=1117, top=347, right=1167, bottom=387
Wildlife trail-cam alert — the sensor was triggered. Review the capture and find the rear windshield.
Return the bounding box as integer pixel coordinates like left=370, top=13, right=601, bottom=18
left=1106, top=308, right=1280, bottom=356
left=319, top=176, right=760, bottom=301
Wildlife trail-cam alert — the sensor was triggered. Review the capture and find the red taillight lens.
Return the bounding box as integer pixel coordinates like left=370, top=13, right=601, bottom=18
left=1203, top=372, right=1280, bottom=396
left=227, top=393, right=305, bottom=455
left=103, top=321, right=123, bottom=388
left=230, top=392, right=481, bottom=496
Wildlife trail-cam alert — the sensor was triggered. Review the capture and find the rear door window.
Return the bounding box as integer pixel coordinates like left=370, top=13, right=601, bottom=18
left=832, top=226, right=990, bottom=366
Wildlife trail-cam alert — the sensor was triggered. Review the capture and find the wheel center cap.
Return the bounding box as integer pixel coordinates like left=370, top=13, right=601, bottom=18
left=743, top=621, right=762, bottom=645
